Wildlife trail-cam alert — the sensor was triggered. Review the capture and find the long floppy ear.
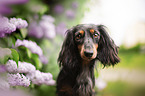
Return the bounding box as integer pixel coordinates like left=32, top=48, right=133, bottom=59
left=58, top=27, right=80, bottom=69
left=97, top=25, right=120, bottom=66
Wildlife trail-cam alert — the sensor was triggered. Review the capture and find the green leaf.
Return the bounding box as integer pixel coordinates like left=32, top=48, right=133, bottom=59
left=11, top=36, right=16, bottom=46
left=26, top=48, right=32, bottom=58
left=20, top=28, right=28, bottom=38
left=31, top=54, right=42, bottom=70
left=10, top=49, right=19, bottom=66
left=15, top=33, right=23, bottom=40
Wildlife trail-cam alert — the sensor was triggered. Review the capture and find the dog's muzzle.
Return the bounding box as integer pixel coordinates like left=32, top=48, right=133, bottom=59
left=84, top=39, right=94, bottom=58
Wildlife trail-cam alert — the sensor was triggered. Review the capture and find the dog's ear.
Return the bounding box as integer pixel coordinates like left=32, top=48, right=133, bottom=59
left=58, top=27, right=79, bottom=69
left=97, top=25, right=120, bottom=66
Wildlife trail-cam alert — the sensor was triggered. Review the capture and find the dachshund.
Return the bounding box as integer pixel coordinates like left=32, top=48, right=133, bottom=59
left=56, top=24, right=120, bottom=96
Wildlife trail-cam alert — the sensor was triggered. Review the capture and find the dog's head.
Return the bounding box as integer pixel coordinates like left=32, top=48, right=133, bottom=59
left=58, top=24, right=120, bottom=68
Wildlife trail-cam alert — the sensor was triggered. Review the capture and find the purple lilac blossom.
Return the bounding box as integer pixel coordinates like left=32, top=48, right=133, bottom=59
left=7, top=73, right=30, bottom=87
left=0, top=65, right=7, bottom=73
left=15, top=39, right=43, bottom=56
left=56, top=22, right=67, bottom=36
left=6, top=60, right=36, bottom=73
left=71, top=2, right=79, bottom=9
left=39, top=55, right=48, bottom=64
left=28, top=22, right=44, bottom=39
left=0, top=0, right=29, bottom=5
left=17, top=61, right=36, bottom=73
left=6, top=60, right=17, bottom=73
left=0, top=78, right=10, bottom=90
left=26, top=70, right=55, bottom=85
left=10, top=18, right=28, bottom=29
left=53, top=4, right=64, bottom=14
left=0, top=5, right=11, bottom=15
left=0, top=16, right=16, bottom=37
left=39, top=20, right=56, bottom=39
left=0, top=0, right=29, bottom=15
left=28, top=15, right=56, bottom=39
left=65, top=10, right=75, bottom=19
left=41, top=15, right=55, bottom=23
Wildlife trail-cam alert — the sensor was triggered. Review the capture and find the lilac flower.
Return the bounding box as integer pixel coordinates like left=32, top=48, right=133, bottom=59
left=0, top=65, right=7, bottom=73
left=26, top=70, right=55, bottom=85
left=28, top=22, right=44, bottom=39
left=0, top=78, right=10, bottom=90
left=17, top=61, right=36, bottom=73
left=10, top=18, right=28, bottom=29
left=39, top=55, right=48, bottom=64
left=53, top=4, right=64, bottom=14
left=0, top=17, right=16, bottom=37
left=15, top=39, right=43, bottom=56
left=7, top=73, right=30, bottom=87
left=0, top=0, right=29, bottom=5
left=45, top=79, right=56, bottom=86
left=41, top=15, right=55, bottom=23
left=65, top=10, right=75, bottom=19
left=0, top=0, right=29, bottom=15
left=0, top=5, right=11, bottom=15
left=56, top=22, right=67, bottom=36
left=28, top=15, right=56, bottom=39
left=72, top=2, right=79, bottom=9
left=6, top=60, right=17, bottom=73
left=6, top=60, right=36, bottom=73
left=39, top=20, right=56, bottom=39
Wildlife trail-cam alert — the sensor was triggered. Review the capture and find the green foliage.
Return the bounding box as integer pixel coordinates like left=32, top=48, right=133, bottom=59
left=116, top=45, right=145, bottom=70
left=0, top=47, right=19, bottom=65
left=10, top=49, right=19, bottom=66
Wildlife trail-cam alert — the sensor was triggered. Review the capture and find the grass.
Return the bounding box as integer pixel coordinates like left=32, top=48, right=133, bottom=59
left=97, top=81, right=145, bottom=96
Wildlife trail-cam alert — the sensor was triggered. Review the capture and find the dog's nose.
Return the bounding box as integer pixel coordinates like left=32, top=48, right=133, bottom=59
left=84, top=51, right=93, bottom=57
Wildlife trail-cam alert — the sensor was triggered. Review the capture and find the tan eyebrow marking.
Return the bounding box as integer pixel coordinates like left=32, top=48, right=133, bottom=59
left=90, top=29, right=94, bottom=34
left=79, top=30, right=84, bottom=35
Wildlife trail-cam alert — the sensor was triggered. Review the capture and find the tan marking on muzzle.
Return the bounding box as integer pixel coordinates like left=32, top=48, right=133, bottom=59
left=79, top=43, right=98, bottom=61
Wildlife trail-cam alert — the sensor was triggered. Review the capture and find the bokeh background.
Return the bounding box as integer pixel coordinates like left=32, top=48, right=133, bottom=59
left=0, top=0, right=145, bottom=96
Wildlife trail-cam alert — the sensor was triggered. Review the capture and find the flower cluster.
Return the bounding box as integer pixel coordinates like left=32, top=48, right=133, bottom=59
left=65, top=10, right=75, bottom=19
left=0, top=17, right=16, bottom=37
left=0, top=0, right=29, bottom=15
left=53, top=4, right=64, bottom=14
left=7, top=73, right=30, bottom=87
left=0, top=77, right=10, bottom=90
left=6, top=60, right=36, bottom=73
left=26, top=70, right=55, bottom=85
left=5, top=60, right=55, bottom=87
left=15, top=39, right=43, bottom=56
left=10, top=18, right=28, bottom=29
left=0, top=16, right=28, bottom=37
left=28, top=15, right=56, bottom=39
left=56, top=22, right=67, bottom=36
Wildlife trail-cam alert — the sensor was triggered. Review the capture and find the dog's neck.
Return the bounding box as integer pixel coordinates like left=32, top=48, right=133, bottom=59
left=76, top=59, right=95, bottom=96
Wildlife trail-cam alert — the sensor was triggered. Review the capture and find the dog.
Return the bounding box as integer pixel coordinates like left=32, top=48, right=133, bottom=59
left=56, top=24, right=120, bottom=96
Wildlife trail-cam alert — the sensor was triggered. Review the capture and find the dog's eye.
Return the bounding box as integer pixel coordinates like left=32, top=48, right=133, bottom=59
left=76, top=34, right=82, bottom=40
left=94, top=33, right=98, bottom=38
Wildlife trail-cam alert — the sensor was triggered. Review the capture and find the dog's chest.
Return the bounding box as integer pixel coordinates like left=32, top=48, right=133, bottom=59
left=76, top=67, right=93, bottom=96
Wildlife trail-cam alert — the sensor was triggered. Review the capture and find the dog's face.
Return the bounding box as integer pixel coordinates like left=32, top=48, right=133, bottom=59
left=73, top=24, right=100, bottom=61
